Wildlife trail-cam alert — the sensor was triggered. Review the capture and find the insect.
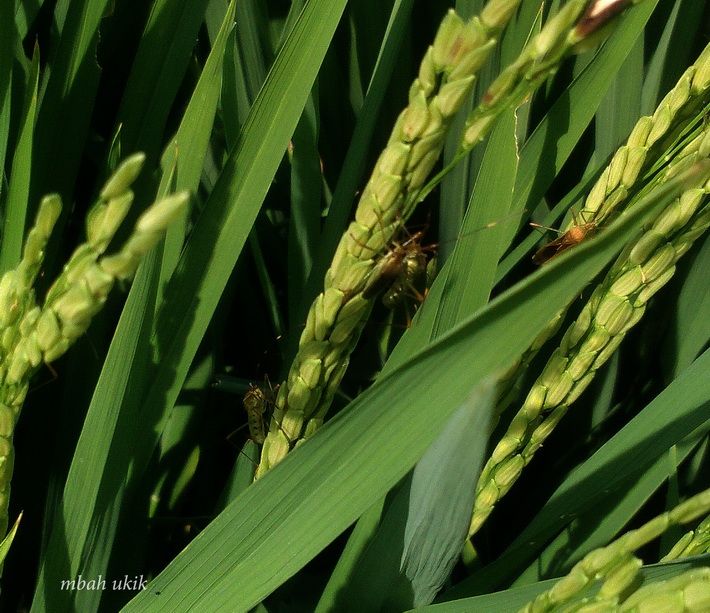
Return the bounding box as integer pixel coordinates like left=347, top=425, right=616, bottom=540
left=242, top=380, right=279, bottom=444
left=531, top=214, right=597, bottom=265
left=363, top=228, right=437, bottom=310
left=361, top=207, right=523, bottom=314
left=383, top=246, right=437, bottom=313
left=354, top=203, right=527, bottom=331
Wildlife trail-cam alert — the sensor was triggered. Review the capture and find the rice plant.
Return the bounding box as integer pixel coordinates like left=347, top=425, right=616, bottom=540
left=0, top=1, right=708, bottom=612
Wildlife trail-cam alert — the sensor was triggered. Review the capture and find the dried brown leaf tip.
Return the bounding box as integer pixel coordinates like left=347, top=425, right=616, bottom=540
left=575, top=0, right=631, bottom=38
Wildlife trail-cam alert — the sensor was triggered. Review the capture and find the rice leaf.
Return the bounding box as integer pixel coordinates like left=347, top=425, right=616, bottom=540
left=314, top=499, right=387, bottom=613
left=319, top=477, right=416, bottom=613
left=670, top=235, right=710, bottom=375
left=158, top=0, right=237, bottom=277
left=14, top=0, right=47, bottom=39
left=402, top=377, right=497, bottom=607
left=216, top=441, right=260, bottom=511
left=288, top=95, right=321, bottom=323
left=0, top=45, right=37, bottom=274
left=0, top=512, right=22, bottom=567
left=31, top=0, right=108, bottom=202
left=116, top=0, right=211, bottom=161
left=0, top=1, right=13, bottom=203
left=432, top=109, right=519, bottom=335
left=594, top=39, right=643, bottom=161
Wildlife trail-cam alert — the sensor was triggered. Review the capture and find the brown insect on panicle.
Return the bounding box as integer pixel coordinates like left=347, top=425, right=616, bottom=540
left=242, top=380, right=279, bottom=444
left=358, top=208, right=519, bottom=314
left=532, top=219, right=597, bottom=265
left=382, top=247, right=430, bottom=310
left=362, top=229, right=436, bottom=306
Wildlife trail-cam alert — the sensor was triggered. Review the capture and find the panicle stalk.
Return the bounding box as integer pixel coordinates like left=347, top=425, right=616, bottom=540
left=575, top=41, right=710, bottom=227
left=519, top=489, right=710, bottom=612
left=468, top=140, right=710, bottom=541
left=486, top=40, right=710, bottom=464
left=0, top=154, right=187, bottom=537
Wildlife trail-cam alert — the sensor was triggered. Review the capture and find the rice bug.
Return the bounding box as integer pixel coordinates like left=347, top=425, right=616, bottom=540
left=382, top=248, right=432, bottom=310
left=361, top=206, right=523, bottom=317
left=531, top=212, right=598, bottom=265
left=213, top=374, right=282, bottom=470
left=382, top=241, right=438, bottom=318
left=242, top=379, right=279, bottom=445
left=363, top=228, right=436, bottom=304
